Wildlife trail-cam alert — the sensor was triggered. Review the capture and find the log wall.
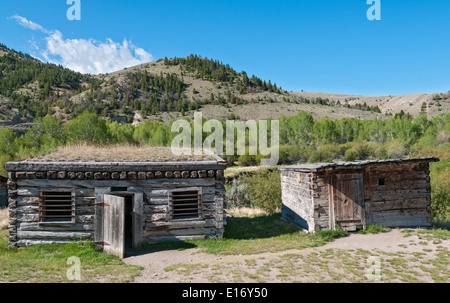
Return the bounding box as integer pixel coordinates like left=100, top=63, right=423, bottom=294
left=7, top=166, right=226, bottom=248
left=281, top=161, right=434, bottom=231
left=311, top=173, right=332, bottom=231
left=364, top=162, right=432, bottom=228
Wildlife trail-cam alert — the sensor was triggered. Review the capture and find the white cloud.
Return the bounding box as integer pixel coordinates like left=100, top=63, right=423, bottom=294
left=10, top=15, right=153, bottom=75
left=42, top=30, right=153, bottom=74
left=10, top=15, right=48, bottom=33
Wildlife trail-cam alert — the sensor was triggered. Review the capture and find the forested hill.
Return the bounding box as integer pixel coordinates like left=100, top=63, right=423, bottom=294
left=0, top=43, right=96, bottom=123
left=0, top=43, right=90, bottom=95
left=0, top=43, right=448, bottom=129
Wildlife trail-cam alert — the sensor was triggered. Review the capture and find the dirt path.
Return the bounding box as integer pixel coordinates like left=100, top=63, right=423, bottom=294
left=124, top=248, right=223, bottom=283
left=123, top=229, right=449, bottom=283
left=321, top=228, right=442, bottom=253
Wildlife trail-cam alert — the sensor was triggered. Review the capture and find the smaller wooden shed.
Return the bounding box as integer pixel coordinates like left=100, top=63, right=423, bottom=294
left=0, top=176, right=7, bottom=208
left=279, top=157, right=438, bottom=232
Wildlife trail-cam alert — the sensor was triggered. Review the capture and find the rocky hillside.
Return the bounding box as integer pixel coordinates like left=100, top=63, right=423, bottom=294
left=291, top=91, right=450, bottom=119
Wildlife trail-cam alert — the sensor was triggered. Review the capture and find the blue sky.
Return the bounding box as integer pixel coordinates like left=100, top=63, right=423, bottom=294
left=0, top=0, right=449, bottom=95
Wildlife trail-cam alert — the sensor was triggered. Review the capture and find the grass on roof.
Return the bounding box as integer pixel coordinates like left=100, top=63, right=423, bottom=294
left=25, top=145, right=216, bottom=162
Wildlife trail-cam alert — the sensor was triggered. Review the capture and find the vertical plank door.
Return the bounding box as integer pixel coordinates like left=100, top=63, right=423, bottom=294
left=333, top=173, right=364, bottom=231
left=103, top=194, right=125, bottom=259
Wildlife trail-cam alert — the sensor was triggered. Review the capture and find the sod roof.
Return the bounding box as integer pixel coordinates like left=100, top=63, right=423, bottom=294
left=22, top=145, right=219, bottom=163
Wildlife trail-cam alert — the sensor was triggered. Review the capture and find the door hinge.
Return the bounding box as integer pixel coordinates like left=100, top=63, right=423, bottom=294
left=95, top=202, right=110, bottom=207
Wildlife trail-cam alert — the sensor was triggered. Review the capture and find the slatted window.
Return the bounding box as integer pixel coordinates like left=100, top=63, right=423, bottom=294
left=39, top=190, right=75, bottom=222
left=169, top=189, right=202, bottom=220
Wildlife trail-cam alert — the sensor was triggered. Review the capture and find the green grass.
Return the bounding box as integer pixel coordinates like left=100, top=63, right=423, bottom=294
left=401, top=228, right=450, bottom=241
left=139, top=213, right=348, bottom=255
left=358, top=224, right=391, bottom=234
left=0, top=229, right=142, bottom=283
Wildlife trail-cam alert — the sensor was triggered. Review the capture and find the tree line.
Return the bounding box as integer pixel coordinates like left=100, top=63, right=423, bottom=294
left=0, top=110, right=448, bottom=174
left=164, top=54, right=283, bottom=94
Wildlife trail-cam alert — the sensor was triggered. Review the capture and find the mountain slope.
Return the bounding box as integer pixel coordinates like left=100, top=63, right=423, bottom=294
left=0, top=43, right=94, bottom=126
left=0, top=44, right=448, bottom=130
left=291, top=91, right=450, bottom=119
left=84, top=56, right=386, bottom=124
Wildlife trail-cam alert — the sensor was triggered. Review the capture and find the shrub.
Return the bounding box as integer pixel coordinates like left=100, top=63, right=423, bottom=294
left=431, top=168, right=450, bottom=221
left=240, top=168, right=281, bottom=214
left=309, top=144, right=338, bottom=163
left=344, top=147, right=358, bottom=161
left=225, top=178, right=251, bottom=209
left=279, top=145, right=311, bottom=164
left=237, top=154, right=259, bottom=166
left=412, top=144, right=450, bottom=221
left=370, top=142, right=388, bottom=159
left=343, top=143, right=372, bottom=161
left=386, top=139, right=408, bottom=158
left=337, top=142, right=355, bottom=157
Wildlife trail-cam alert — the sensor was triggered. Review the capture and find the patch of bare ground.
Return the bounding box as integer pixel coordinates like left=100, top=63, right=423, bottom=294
left=124, top=229, right=449, bottom=283
left=0, top=208, right=8, bottom=229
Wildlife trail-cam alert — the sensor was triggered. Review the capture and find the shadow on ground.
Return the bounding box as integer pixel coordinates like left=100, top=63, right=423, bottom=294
left=129, top=213, right=299, bottom=255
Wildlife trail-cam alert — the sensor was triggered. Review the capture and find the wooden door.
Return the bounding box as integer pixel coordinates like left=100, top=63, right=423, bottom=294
left=103, top=194, right=125, bottom=259
left=332, top=173, right=364, bottom=231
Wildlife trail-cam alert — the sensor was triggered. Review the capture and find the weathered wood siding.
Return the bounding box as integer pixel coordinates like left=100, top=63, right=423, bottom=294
left=7, top=167, right=226, bottom=248
left=281, top=160, right=434, bottom=232
left=143, top=178, right=225, bottom=244
left=280, top=171, right=314, bottom=231
left=311, top=173, right=331, bottom=231
left=8, top=178, right=96, bottom=247
left=364, top=162, right=432, bottom=228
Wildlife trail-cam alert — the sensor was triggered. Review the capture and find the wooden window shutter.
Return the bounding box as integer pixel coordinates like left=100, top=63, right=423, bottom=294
left=39, top=190, right=75, bottom=223
left=169, top=189, right=202, bottom=220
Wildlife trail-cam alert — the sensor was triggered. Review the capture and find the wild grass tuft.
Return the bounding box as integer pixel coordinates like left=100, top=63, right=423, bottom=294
left=359, top=224, right=391, bottom=234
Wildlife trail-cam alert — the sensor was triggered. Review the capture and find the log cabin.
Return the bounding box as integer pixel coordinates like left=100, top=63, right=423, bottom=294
left=279, top=157, right=438, bottom=232
left=5, top=146, right=227, bottom=258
